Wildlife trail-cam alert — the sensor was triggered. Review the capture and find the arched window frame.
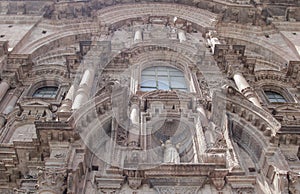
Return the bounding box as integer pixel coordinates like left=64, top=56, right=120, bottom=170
left=260, top=85, right=295, bottom=104
left=24, top=80, right=66, bottom=102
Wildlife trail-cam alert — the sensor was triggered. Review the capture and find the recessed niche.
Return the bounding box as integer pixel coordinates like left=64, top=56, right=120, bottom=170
left=91, top=165, right=99, bottom=171
left=249, top=167, right=256, bottom=172
left=8, top=25, right=13, bottom=28
left=0, top=35, right=5, bottom=38
left=42, top=30, right=47, bottom=34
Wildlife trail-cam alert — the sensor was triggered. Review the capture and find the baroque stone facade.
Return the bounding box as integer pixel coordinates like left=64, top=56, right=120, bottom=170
left=0, top=0, right=300, bottom=193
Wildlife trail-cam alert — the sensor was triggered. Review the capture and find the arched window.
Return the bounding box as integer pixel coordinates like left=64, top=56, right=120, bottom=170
left=141, top=66, right=188, bottom=92
left=33, top=86, right=58, bottom=98
left=264, top=91, right=287, bottom=103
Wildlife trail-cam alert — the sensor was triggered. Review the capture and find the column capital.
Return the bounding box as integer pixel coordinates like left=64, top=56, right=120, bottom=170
left=0, top=77, right=11, bottom=85
left=227, top=64, right=244, bottom=78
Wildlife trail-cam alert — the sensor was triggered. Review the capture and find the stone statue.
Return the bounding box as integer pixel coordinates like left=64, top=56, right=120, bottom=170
left=162, top=140, right=180, bottom=164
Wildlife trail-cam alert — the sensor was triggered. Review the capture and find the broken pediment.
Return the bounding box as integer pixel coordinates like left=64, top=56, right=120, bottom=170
left=274, top=104, right=300, bottom=112
left=20, top=100, right=50, bottom=108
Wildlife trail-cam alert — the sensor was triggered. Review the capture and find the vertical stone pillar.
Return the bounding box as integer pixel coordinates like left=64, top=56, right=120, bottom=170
left=72, top=69, right=94, bottom=110
left=197, top=104, right=208, bottom=127
left=0, top=115, right=6, bottom=128
left=178, top=30, right=186, bottom=43
left=134, top=30, right=142, bottom=43
left=3, top=95, right=18, bottom=114
left=0, top=80, right=10, bottom=103
left=65, top=84, right=75, bottom=101
left=233, top=72, right=261, bottom=108
left=59, top=85, right=75, bottom=112
left=128, top=104, right=140, bottom=147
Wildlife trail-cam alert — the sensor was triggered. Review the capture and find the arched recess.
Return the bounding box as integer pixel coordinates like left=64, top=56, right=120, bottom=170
left=145, top=117, right=198, bottom=163
left=227, top=113, right=269, bottom=165
left=14, top=29, right=94, bottom=56
left=220, top=34, right=300, bottom=67
left=96, top=3, right=218, bottom=33
left=100, top=44, right=209, bottom=96
left=140, top=90, right=205, bottom=163
left=71, top=91, right=117, bottom=164
left=24, top=79, right=65, bottom=100
left=14, top=3, right=217, bottom=58
left=212, top=88, right=282, bottom=172
left=254, top=70, right=297, bottom=105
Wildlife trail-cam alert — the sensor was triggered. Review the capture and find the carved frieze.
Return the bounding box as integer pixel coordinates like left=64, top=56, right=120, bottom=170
left=36, top=167, right=67, bottom=194
left=155, top=186, right=200, bottom=194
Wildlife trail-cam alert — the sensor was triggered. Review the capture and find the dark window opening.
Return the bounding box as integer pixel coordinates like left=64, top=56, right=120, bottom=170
left=265, top=91, right=287, bottom=103
left=92, top=165, right=99, bottom=171
left=249, top=167, right=256, bottom=172
left=33, top=86, right=58, bottom=98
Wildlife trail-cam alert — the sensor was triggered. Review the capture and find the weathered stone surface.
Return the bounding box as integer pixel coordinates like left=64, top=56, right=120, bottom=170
left=0, top=1, right=299, bottom=194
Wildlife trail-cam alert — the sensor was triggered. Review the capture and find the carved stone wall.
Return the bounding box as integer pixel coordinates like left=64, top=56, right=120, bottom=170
left=0, top=1, right=299, bottom=194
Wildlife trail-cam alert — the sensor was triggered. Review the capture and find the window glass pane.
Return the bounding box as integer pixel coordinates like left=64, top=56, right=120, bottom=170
left=157, top=71, right=169, bottom=76
left=265, top=91, right=286, bottom=103
left=170, top=71, right=184, bottom=76
left=140, top=87, right=156, bottom=92
left=141, top=66, right=188, bottom=92
left=157, top=81, right=170, bottom=90
left=156, top=67, right=167, bottom=71
left=170, top=77, right=186, bottom=88
left=142, top=75, right=155, bottom=82
left=33, top=86, right=58, bottom=98
left=141, top=80, right=156, bottom=88
left=157, top=76, right=169, bottom=82
left=277, top=98, right=286, bottom=103
left=268, top=99, right=277, bottom=103
left=142, top=70, right=155, bottom=76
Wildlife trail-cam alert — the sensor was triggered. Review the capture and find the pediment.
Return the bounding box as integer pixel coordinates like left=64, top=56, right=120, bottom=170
left=275, top=104, right=300, bottom=112
left=142, top=90, right=192, bottom=100
left=21, top=100, right=50, bottom=107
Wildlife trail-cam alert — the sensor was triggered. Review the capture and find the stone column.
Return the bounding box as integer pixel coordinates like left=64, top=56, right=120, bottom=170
left=3, top=94, right=18, bottom=114
left=59, top=85, right=75, bottom=112
left=134, top=30, right=142, bottom=43
left=128, top=104, right=140, bottom=147
left=233, top=72, right=261, bottom=108
left=0, top=80, right=10, bottom=103
left=197, top=104, right=208, bottom=127
left=178, top=30, right=186, bottom=43
left=72, top=69, right=94, bottom=110
left=0, top=115, right=6, bottom=128
left=65, top=84, right=75, bottom=101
